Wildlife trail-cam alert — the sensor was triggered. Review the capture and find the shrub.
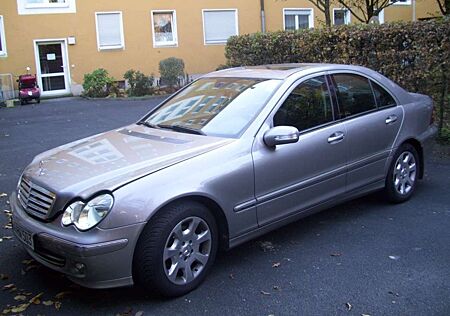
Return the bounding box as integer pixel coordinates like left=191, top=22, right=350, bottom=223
left=159, top=57, right=185, bottom=87
left=82, top=68, right=114, bottom=98
left=225, top=19, right=450, bottom=135
left=124, top=70, right=154, bottom=97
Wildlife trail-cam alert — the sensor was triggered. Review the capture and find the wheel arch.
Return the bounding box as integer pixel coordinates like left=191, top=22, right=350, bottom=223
left=139, top=195, right=230, bottom=251
left=401, top=138, right=424, bottom=179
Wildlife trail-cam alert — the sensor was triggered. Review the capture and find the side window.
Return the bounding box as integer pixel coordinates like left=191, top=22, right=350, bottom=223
left=274, top=76, right=333, bottom=131
left=371, top=81, right=397, bottom=108
left=332, top=74, right=377, bottom=117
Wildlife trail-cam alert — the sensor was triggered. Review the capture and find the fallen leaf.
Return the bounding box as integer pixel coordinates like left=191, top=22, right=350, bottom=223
left=361, top=314, right=371, bottom=316
left=22, top=259, right=35, bottom=265
left=54, top=301, right=62, bottom=310
left=135, top=312, right=144, bottom=316
left=229, top=273, right=235, bottom=280
left=14, top=295, right=27, bottom=301
left=272, top=262, right=281, bottom=268
left=2, top=284, right=15, bottom=291
left=0, top=193, right=7, bottom=198
left=389, top=255, right=400, bottom=260
left=388, top=291, right=400, bottom=297
left=29, top=292, right=43, bottom=305
left=2, top=307, right=11, bottom=314
left=260, top=290, right=271, bottom=296
left=54, top=291, right=71, bottom=300
left=1, top=236, right=12, bottom=240
left=42, top=300, right=54, bottom=306
left=273, top=285, right=280, bottom=290
left=331, top=252, right=342, bottom=257
left=25, top=265, right=38, bottom=272
left=11, top=303, right=30, bottom=313
left=345, top=302, right=352, bottom=311
left=258, top=241, right=275, bottom=252
left=0, top=274, right=9, bottom=280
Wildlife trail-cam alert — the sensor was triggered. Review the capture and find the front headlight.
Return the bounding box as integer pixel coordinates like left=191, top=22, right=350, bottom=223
left=62, top=194, right=114, bottom=231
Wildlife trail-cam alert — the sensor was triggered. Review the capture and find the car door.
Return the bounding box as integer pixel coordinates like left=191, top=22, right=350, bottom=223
left=252, top=74, right=348, bottom=226
left=330, top=72, right=403, bottom=192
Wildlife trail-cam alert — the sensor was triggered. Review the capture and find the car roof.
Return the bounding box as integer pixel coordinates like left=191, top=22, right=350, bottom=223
left=205, top=63, right=369, bottom=80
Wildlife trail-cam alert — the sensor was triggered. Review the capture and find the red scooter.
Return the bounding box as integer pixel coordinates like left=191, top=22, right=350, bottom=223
left=18, top=74, right=41, bottom=105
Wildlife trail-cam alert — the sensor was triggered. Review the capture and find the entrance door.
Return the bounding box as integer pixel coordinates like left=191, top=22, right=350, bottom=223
left=35, top=40, right=70, bottom=96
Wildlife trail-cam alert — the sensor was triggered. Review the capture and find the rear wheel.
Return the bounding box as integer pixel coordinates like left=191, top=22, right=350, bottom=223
left=133, top=201, right=218, bottom=297
left=36, top=98, right=41, bottom=104
left=385, top=143, right=420, bottom=203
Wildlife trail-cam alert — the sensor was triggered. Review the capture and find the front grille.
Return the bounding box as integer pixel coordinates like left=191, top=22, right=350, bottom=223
left=17, top=177, right=56, bottom=219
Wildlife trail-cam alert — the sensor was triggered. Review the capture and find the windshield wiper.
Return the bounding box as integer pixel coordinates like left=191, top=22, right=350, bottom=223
left=157, top=124, right=205, bottom=136
left=139, top=121, right=159, bottom=129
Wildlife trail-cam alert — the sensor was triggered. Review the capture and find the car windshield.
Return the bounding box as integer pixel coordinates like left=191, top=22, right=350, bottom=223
left=143, top=77, right=281, bottom=138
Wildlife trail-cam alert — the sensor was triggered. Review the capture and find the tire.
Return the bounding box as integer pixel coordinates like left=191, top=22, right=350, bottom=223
left=385, top=143, right=420, bottom=203
left=20, top=99, right=25, bottom=105
left=133, top=201, right=218, bottom=297
left=37, top=98, right=41, bottom=104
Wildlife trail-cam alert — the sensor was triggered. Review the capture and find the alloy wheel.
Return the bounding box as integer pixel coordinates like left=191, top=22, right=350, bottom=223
left=393, top=151, right=417, bottom=195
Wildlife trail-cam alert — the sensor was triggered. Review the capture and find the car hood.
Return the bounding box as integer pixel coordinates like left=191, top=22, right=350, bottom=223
left=22, top=124, right=233, bottom=198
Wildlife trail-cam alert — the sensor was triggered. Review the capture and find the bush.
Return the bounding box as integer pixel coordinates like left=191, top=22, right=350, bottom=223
left=124, top=70, right=154, bottom=97
left=82, top=68, right=114, bottom=98
left=225, top=19, right=450, bottom=134
left=159, top=57, right=185, bottom=87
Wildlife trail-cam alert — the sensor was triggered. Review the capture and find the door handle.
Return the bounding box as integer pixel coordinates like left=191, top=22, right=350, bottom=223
left=385, top=115, right=398, bottom=124
left=328, top=132, right=345, bottom=144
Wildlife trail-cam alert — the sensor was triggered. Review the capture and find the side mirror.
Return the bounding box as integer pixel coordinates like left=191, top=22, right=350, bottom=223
left=263, top=126, right=300, bottom=147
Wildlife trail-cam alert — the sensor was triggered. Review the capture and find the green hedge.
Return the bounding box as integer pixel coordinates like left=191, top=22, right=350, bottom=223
left=225, top=19, right=450, bottom=137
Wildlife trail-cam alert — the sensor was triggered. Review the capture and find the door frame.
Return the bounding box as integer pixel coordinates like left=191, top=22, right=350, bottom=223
left=33, top=38, right=71, bottom=97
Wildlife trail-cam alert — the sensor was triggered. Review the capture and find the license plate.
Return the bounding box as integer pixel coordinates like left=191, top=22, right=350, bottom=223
left=13, top=223, right=34, bottom=250
left=28, top=91, right=33, bottom=96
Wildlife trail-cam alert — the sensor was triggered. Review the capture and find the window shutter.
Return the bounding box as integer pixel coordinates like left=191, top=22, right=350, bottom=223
left=204, top=10, right=237, bottom=44
left=97, top=13, right=122, bottom=48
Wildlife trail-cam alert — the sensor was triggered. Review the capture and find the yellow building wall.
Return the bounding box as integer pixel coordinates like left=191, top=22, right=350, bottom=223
left=0, top=0, right=443, bottom=96
left=0, top=0, right=260, bottom=92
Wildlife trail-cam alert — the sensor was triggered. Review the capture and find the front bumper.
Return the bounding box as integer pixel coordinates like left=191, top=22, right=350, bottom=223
left=10, top=192, right=146, bottom=289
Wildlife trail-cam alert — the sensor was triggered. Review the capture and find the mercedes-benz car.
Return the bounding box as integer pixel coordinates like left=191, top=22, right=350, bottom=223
left=11, top=64, right=437, bottom=297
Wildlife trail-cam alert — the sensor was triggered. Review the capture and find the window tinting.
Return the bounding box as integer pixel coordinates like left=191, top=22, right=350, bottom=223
left=371, top=81, right=397, bottom=108
left=332, top=74, right=377, bottom=117
left=274, top=76, right=333, bottom=131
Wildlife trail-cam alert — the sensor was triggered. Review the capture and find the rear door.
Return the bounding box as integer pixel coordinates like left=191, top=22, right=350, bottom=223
left=253, top=74, right=348, bottom=226
left=329, top=72, right=403, bottom=192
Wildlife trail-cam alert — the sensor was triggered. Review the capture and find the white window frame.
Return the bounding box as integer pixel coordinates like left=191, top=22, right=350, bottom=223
left=332, top=8, right=351, bottom=25
left=151, top=10, right=178, bottom=48
left=95, top=11, right=125, bottom=51
left=17, top=0, right=76, bottom=15
left=202, top=9, right=239, bottom=46
left=283, top=8, right=315, bottom=30
left=390, top=0, right=412, bottom=5
left=0, top=16, right=7, bottom=57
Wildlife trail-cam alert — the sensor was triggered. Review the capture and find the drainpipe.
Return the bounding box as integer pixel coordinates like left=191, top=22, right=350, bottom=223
left=412, top=0, right=416, bottom=21
left=260, top=0, right=266, bottom=33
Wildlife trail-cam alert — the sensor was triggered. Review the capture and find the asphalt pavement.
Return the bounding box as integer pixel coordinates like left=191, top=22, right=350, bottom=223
left=0, top=97, right=449, bottom=315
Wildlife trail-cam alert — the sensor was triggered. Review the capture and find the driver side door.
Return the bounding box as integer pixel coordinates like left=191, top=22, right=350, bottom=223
left=252, top=74, right=348, bottom=226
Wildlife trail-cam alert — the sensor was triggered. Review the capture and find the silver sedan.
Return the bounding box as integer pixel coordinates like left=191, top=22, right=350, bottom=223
left=11, top=64, right=437, bottom=296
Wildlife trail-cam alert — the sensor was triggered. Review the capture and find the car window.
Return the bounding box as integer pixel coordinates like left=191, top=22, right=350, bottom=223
left=371, top=81, right=397, bottom=108
left=274, top=75, right=333, bottom=131
left=332, top=74, right=377, bottom=117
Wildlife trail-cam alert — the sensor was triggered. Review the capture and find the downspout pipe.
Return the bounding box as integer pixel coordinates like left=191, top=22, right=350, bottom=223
left=260, top=0, right=266, bottom=33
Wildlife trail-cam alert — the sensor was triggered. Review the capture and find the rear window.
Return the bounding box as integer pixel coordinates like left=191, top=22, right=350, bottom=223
left=332, top=74, right=377, bottom=117
left=371, top=81, right=397, bottom=108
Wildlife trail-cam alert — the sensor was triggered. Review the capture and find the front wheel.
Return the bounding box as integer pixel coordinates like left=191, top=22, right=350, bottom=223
left=385, top=143, right=420, bottom=203
left=133, top=201, right=218, bottom=297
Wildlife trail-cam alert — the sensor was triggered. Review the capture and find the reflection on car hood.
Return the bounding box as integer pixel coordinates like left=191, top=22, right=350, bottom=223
left=23, top=124, right=233, bottom=197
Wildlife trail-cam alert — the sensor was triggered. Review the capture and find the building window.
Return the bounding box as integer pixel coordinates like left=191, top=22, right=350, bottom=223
left=333, top=9, right=350, bottom=25
left=151, top=10, right=178, bottom=47
left=283, top=9, right=314, bottom=30
left=95, top=12, right=125, bottom=51
left=390, top=0, right=411, bottom=5
left=0, top=16, right=6, bottom=57
left=17, top=0, right=76, bottom=15
left=202, top=9, right=239, bottom=45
